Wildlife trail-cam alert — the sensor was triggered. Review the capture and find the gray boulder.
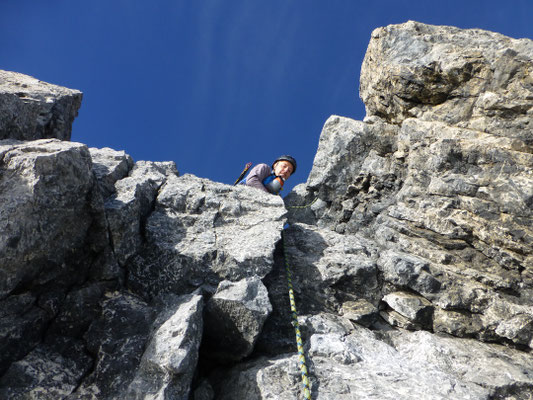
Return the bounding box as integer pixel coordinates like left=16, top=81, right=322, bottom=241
left=360, top=20, right=533, bottom=142
left=0, top=70, right=82, bottom=141
left=125, top=294, right=203, bottom=400
left=0, top=139, right=106, bottom=298
left=204, top=277, right=272, bottom=362
left=0, top=139, right=112, bottom=376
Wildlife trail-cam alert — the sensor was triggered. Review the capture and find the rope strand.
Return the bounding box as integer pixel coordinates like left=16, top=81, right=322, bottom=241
left=282, top=231, right=312, bottom=399
left=286, top=196, right=319, bottom=210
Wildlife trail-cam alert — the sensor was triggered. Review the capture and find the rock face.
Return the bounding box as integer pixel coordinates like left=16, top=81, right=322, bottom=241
left=0, top=71, right=82, bottom=141
left=1, top=21, right=533, bottom=400
left=360, top=21, right=533, bottom=143
left=204, top=277, right=272, bottom=362
left=280, top=20, right=533, bottom=399
left=124, top=294, right=203, bottom=400
left=0, top=92, right=286, bottom=398
left=128, top=174, right=286, bottom=300
left=216, top=314, right=533, bottom=399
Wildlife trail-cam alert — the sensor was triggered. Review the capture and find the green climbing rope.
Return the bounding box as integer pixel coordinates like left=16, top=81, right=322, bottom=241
left=286, top=196, right=319, bottom=210
left=282, top=231, right=312, bottom=400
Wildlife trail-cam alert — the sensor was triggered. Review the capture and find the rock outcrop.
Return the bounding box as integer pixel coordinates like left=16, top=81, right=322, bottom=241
left=0, top=136, right=285, bottom=399
left=0, top=71, right=82, bottom=141
left=282, top=20, right=533, bottom=398
left=1, top=21, right=532, bottom=399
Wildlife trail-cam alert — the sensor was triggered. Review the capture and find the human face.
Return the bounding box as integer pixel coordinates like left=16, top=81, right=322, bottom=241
left=273, top=160, right=294, bottom=180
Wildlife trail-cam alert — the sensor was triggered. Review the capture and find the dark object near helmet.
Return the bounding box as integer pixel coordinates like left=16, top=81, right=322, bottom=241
left=272, top=155, right=297, bottom=174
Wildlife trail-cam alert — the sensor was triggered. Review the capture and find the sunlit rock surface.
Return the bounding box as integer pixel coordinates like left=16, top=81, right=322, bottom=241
left=1, top=21, right=532, bottom=399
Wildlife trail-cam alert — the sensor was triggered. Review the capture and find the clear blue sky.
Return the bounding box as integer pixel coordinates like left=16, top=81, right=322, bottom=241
left=2, top=1, right=532, bottom=195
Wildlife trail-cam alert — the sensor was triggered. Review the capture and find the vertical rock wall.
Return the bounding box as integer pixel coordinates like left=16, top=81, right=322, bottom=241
left=279, top=20, right=533, bottom=399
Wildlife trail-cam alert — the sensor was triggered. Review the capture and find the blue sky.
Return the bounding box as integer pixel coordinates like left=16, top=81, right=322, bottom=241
left=2, top=1, right=532, bottom=195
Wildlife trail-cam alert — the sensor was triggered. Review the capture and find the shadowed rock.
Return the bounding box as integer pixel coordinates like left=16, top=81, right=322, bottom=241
left=204, top=277, right=272, bottom=362
left=125, top=294, right=203, bottom=400
left=0, top=71, right=82, bottom=141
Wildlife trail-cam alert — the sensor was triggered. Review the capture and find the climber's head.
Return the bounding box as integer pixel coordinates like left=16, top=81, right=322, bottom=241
left=272, top=155, right=296, bottom=180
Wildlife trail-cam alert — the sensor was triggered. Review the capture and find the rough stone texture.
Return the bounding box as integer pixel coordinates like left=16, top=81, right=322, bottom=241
left=0, top=139, right=112, bottom=377
left=0, top=70, right=290, bottom=399
left=279, top=21, right=533, bottom=398
left=381, top=291, right=433, bottom=329
left=204, top=277, right=272, bottom=362
left=0, top=70, right=82, bottom=141
left=360, top=20, right=533, bottom=144
left=74, top=292, right=155, bottom=399
left=0, top=293, right=48, bottom=378
left=282, top=223, right=380, bottom=313
left=2, top=21, right=533, bottom=400
left=216, top=314, right=531, bottom=399
left=104, top=160, right=179, bottom=266
left=89, top=147, right=134, bottom=200
left=286, top=22, right=533, bottom=353
left=0, top=135, right=287, bottom=398
left=128, top=174, right=286, bottom=299
left=0, top=337, right=92, bottom=400
left=339, top=299, right=379, bottom=328
left=125, top=294, right=203, bottom=400
left=389, top=330, right=533, bottom=399
left=0, top=139, right=105, bottom=298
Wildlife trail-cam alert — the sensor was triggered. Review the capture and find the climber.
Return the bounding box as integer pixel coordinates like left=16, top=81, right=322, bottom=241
left=245, top=155, right=297, bottom=195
